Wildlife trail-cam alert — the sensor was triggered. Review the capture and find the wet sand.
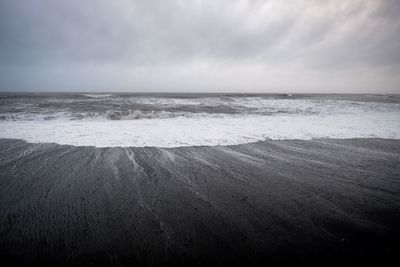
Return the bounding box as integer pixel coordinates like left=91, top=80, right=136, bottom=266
left=0, top=138, right=399, bottom=266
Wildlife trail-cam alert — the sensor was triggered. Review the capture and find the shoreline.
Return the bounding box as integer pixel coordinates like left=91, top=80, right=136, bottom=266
left=1, top=138, right=399, bottom=266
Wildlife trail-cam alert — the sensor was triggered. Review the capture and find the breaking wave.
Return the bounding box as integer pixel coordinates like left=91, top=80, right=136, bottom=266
left=103, top=110, right=221, bottom=120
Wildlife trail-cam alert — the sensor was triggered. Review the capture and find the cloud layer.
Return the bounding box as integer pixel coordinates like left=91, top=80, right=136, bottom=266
left=0, top=0, right=399, bottom=92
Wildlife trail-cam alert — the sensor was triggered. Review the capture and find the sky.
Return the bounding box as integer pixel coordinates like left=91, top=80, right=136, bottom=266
left=0, top=0, right=399, bottom=93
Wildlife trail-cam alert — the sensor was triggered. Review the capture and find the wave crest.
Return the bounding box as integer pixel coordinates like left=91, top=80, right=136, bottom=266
left=104, top=110, right=186, bottom=120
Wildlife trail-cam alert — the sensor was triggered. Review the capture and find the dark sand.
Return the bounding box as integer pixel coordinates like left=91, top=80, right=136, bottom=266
left=0, top=138, right=399, bottom=266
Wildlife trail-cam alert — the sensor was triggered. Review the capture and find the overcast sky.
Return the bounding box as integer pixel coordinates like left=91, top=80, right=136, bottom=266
left=0, top=0, right=399, bottom=93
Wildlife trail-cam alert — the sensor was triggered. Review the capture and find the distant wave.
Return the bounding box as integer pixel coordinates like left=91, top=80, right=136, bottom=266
left=82, top=94, right=114, bottom=99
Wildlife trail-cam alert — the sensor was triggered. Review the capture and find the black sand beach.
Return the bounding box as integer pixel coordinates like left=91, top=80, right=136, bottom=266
left=0, top=138, right=399, bottom=266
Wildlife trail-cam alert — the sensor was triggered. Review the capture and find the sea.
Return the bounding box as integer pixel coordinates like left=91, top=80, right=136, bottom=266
left=0, top=93, right=399, bottom=147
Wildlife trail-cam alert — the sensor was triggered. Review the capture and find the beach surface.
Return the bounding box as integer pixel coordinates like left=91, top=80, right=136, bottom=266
left=1, top=138, right=399, bottom=266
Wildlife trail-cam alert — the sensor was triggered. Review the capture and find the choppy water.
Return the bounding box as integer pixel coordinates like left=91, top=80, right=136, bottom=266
left=0, top=93, right=399, bottom=147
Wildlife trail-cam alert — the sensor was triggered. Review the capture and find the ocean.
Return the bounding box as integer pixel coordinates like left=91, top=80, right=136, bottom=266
left=1, top=93, right=399, bottom=147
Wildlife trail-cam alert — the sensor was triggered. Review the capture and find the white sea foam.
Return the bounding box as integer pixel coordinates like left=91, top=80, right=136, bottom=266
left=0, top=112, right=399, bottom=147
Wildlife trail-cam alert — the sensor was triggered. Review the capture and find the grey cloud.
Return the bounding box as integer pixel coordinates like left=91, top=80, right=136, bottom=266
left=0, top=0, right=399, bottom=92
